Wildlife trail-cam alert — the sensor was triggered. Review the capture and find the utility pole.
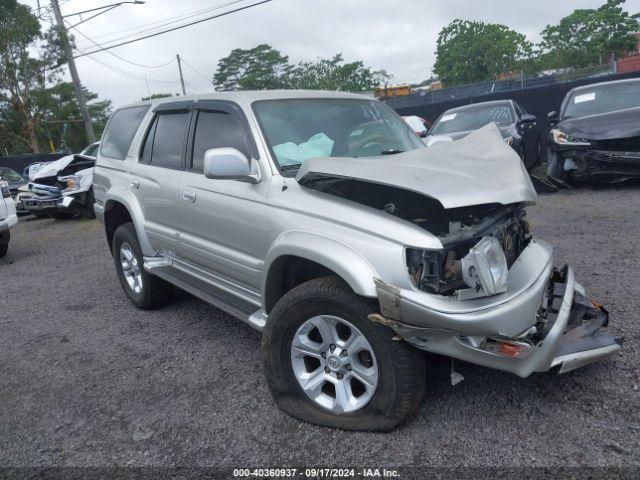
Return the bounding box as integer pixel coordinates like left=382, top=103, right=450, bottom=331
left=50, top=0, right=96, bottom=143
left=176, top=54, right=187, bottom=96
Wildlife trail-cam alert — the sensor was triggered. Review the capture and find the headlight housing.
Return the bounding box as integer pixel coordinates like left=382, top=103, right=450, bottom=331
left=57, top=174, right=82, bottom=193
left=551, top=129, right=591, bottom=146
left=461, top=236, right=508, bottom=296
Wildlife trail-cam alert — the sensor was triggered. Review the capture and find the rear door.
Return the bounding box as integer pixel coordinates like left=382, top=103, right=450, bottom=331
left=131, top=101, right=192, bottom=255
left=178, top=100, right=268, bottom=290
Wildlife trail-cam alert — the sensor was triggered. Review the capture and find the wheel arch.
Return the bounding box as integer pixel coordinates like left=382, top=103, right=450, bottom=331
left=103, top=189, right=153, bottom=256
left=262, top=231, right=379, bottom=313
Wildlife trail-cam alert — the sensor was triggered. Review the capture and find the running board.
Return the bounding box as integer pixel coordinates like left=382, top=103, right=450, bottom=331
left=145, top=259, right=266, bottom=332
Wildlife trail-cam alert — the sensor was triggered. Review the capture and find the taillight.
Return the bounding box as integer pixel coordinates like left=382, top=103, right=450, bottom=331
left=0, top=182, right=10, bottom=198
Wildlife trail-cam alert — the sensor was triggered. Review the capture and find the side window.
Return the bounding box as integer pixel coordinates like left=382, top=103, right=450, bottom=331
left=100, top=105, right=149, bottom=160
left=191, top=110, right=251, bottom=171
left=145, top=112, right=189, bottom=169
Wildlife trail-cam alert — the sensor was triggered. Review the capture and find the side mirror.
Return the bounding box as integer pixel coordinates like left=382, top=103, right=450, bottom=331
left=203, top=148, right=260, bottom=184
left=520, top=113, right=537, bottom=124
left=547, top=111, right=558, bottom=122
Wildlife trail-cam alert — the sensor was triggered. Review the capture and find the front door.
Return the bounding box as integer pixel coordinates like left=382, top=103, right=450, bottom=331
left=178, top=101, right=269, bottom=291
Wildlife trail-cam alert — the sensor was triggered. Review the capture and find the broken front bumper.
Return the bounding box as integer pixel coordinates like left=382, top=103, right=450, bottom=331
left=19, top=194, right=61, bottom=214
left=548, top=145, right=640, bottom=183
left=372, top=248, right=622, bottom=377
left=18, top=192, right=81, bottom=215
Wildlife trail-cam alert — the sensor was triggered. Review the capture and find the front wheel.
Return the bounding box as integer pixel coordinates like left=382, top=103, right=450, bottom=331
left=262, top=276, right=426, bottom=432
left=111, top=223, right=173, bottom=309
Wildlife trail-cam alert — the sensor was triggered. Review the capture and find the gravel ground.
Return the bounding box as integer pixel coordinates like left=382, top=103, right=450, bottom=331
left=1, top=186, right=639, bottom=469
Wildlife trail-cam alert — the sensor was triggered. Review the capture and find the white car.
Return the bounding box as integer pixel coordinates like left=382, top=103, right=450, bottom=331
left=0, top=181, right=18, bottom=257
left=18, top=142, right=98, bottom=219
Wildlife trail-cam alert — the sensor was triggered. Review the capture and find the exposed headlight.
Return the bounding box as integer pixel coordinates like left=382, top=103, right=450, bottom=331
left=57, top=174, right=82, bottom=193
left=461, top=236, right=508, bottom=296
left=551, top=129, right=591, bottom=146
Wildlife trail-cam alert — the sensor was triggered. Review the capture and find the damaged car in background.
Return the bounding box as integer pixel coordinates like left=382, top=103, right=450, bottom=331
left=17, top=142, right=98, bottom=218
left=424, top=100, right=540, bottom=169
left=95, top=92, right=622, bottom=432
left=548, top=78, right=640, bottom=184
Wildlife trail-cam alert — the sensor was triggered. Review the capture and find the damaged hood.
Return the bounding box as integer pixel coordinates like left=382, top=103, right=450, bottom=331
left=29, top=155, right=74, bottom=181
left=558, top=106, right=640, bottom=140
left=296, top=123, right=536, bottom=209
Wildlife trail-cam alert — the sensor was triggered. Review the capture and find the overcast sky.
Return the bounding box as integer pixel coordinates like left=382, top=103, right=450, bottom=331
left=21, top=0, right=640, bottom=108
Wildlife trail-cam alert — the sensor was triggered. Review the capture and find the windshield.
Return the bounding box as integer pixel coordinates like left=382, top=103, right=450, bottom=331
left=0, top=168, right=24, bottom=183
left=430, top=104, right=514, bottom=135
left=562, top=81, right=640, bottom=119
left=253, top=98, right=424, bottom=171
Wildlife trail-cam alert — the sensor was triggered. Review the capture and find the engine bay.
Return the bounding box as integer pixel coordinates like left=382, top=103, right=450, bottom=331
left=300, top=175, right=532, bottom=296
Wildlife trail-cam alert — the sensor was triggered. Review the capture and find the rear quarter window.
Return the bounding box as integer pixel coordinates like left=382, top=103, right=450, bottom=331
left=100, top=105, right=150, bottom=160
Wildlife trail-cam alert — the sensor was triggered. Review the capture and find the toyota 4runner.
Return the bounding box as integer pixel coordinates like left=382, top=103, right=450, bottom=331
left=94, top=91, right=622, bottom=432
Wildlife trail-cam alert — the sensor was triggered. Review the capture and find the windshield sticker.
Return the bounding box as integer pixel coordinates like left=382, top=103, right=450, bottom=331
left=440, top=113, right=457, bottom=122
left=574, top=92, right=596, bottom=104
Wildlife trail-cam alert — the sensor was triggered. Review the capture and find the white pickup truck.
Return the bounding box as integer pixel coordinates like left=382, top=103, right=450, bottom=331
left=0, top=181, right=18, bottom=257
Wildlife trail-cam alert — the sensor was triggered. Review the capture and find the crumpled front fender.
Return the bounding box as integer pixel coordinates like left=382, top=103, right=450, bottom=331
left=262, top=230, right=379, bottom=312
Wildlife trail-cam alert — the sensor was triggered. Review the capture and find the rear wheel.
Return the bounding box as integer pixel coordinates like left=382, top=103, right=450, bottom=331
left=82, top=188, right=96, bottom=219
left=262, top=276, right=426, bottom=432
left=0, top=230, right=9, bottom=258
left=112, top=223, right=173, bottom=309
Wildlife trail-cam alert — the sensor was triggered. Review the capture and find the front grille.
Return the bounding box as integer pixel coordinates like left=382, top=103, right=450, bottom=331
left=593, top=136, right=640, bottom=152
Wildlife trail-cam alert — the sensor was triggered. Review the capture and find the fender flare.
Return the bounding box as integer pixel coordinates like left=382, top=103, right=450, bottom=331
left=262, top=230, right=379, bottom=312
left=103, top=187, right=155, bottom=256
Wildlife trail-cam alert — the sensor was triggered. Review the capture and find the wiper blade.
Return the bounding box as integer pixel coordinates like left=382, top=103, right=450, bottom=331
left=280, top=164, right=301, bottom=171
left=381, top=149, right=404, bottom=155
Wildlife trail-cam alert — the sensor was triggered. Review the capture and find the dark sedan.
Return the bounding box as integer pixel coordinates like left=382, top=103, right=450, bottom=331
left=425, top=100, right=540, bottom=169
left=547, top=78, right=640, bottom=184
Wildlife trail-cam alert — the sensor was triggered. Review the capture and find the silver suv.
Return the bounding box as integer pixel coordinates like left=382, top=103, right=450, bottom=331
left=94, top=91, right=621, bottom=431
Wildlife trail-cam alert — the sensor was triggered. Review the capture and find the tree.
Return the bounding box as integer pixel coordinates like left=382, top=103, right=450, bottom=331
left=37, top=82, right=111, bottom=152
left=0, top=0, right=61, bottom=153
left=213, top=44, right=290, bottom=91
left=539, top=0, right=640, bottom=69
left=433, top=20, right=533, bottom=85
left=285, top=54, right=379, bottom=91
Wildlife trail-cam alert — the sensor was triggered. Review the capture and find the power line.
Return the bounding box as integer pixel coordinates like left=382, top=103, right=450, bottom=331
left=73, top=0, right=272, bottom=59
left=69, top=22, right=176, bottom=69
left=85, top=0, right=251, bottom=45
left=76, top=47, right=179, bottom=86
left=179, top=57, right=212, bottom=84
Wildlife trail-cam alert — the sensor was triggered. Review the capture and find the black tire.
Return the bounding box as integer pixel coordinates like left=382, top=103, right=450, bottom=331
left=111, top=222, right=173, bottom=309
left=82, top=188, right=96, bottom=219
left=0, top=242, right=8, bottom=258
left=262, top=276, right=426, bottom=432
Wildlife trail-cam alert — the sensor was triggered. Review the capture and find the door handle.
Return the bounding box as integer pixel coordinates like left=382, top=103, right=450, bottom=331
left=129, top=178, right=139, bottom=189
left=182, top=190, right=196, bottom=203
